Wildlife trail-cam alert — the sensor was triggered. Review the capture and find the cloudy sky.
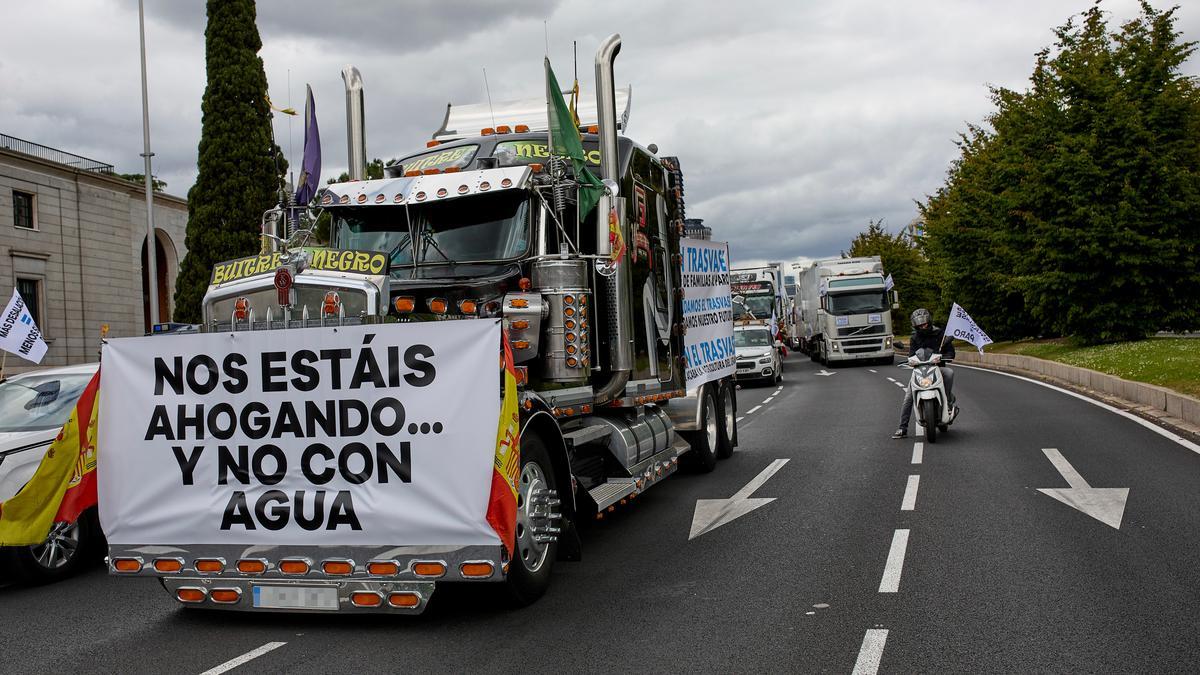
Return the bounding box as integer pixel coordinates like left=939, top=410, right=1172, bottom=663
left=4, top=0, right=1197, bottom=266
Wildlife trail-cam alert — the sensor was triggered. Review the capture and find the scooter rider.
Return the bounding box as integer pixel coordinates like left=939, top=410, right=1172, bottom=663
left=892, top=308, right=956, bottom=439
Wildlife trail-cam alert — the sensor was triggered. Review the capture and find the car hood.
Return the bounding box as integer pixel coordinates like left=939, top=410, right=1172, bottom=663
left=735, top=347, right=773, bottom=359
left=0, top=429, right=57, bottom=452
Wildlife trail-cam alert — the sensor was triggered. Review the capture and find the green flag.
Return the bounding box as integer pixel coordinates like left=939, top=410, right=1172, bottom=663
left=546, top=58, right=603, bottom=223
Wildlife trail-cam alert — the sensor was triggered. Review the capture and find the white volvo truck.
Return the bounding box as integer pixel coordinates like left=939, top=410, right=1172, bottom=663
left=797, top=256, right=897, bottom=366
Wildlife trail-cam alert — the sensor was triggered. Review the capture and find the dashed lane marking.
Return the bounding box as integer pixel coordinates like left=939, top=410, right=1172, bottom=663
left=747, top=405, right=762, bottom=414
left=894, top=382, right=905, bottom=388
left=199, top=642, right=287, bottom=675
left=868, top=369, right=877, bottom=373
left=763, top=397, right=775, bottom=404
left=852, top=629, right=889, bottom=675
left=901, top=475, right=920, bottom=511
left=911, top=442, right=923, bottom=464
left=878, top=529, right=910, bottom=593
left=886, top=377, right=897, bottom=383
left=735, top=416, right=745, bottom=423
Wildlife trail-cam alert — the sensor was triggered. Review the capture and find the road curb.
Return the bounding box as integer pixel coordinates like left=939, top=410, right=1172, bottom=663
left=958, top=350, right=1200, bottom=435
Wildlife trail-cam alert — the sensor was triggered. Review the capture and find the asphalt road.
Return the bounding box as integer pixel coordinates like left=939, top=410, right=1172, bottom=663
left=3, top=354, right=1199, bottom=673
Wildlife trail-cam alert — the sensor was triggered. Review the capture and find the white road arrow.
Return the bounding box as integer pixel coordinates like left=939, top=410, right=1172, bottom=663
left=1037, top=448, right=1129, bottom=530
left=816, top=370, right=836, bottom=377
left=690, top=459, right=789, bottom=540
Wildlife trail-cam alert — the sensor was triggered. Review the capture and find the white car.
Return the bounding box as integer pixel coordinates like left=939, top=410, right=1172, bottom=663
left=0, top=363, right=101, bottom=583
left=733, top=325, right=783, bottom=385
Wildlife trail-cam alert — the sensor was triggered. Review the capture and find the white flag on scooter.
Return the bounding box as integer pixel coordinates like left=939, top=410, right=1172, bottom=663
left=0, top=288, right=48, bottom=363
left=945, top=303, right=993, bottom=353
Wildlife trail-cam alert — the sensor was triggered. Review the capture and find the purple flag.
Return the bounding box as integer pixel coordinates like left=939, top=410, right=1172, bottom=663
left=295, top=84, right=321, bottom=206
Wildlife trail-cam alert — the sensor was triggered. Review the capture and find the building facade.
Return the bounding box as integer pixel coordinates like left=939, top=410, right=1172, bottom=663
left=0, top=135, right=187, bottom=371
left=684, top=218, right=711, bottom=240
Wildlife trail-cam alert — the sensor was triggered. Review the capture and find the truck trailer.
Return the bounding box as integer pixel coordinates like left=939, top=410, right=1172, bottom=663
left=797, top=256, right=896, bottom=365
left=99, top=35, right=739, bottom=614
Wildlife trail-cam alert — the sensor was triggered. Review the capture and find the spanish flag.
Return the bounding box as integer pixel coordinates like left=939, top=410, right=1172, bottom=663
left=0, top=370, right=100, bottom=546
left=486, top=335, right=521, bottom=556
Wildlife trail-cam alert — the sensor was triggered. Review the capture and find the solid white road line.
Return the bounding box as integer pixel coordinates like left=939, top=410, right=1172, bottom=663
left=852, top=629, right=889, bottom=675
left=901, top=475, right=920, bottom=511
left=747, top=405, right=762, bottom=414
left=957, top=364, right=1200, bottom=455
left=911, top=442, right=923, bottom=464
left=878, top=529, right=910, bottom=593
left=199, top=642, right=287, bottom=675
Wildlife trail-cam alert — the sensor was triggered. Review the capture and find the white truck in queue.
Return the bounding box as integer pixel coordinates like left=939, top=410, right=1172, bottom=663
left=98, top=35, right=741, bottom=614
left=796, top=256, right=897, bottom=366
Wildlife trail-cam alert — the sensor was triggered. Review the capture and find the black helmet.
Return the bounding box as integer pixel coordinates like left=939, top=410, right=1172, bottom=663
left=910, top=308, right=931, bottom=329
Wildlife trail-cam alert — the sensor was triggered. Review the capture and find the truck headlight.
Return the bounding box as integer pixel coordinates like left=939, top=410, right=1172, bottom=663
left=885, top=336, right=893, bottom=348
left=831, top=342, right=839, bottom=351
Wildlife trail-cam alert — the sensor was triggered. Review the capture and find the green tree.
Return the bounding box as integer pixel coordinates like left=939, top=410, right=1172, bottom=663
left=173, top=0, right=285, bottom=323
left=920, top=1, right=1200, bottom=343
left=117, top=173, right=167, bottom=192
left=844, top=219, right=937, bottom=334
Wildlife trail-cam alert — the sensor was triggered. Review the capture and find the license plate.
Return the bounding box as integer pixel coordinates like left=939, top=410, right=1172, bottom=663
left=252, top=585, right=339, bottom=610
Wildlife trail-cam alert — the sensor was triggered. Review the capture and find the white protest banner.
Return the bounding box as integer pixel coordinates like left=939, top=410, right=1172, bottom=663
left=0, top=288, right=48, bottom=363
left=945, top=302, right=994, bottom=353
left=98, top=319, right=501, bottom=546
left=680, top=238, right=736, bottom=390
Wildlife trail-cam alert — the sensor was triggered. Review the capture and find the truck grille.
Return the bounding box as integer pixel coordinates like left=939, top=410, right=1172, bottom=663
left=837, top=324, right=886, bottom=337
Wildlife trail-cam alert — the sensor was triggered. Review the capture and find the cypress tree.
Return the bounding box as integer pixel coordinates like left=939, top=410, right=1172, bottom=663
left=173, top=0, right=285, bottom=323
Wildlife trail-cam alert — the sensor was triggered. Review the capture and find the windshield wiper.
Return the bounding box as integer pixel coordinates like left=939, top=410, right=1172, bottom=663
left=386, top=233, right=412, bottom=263
left=419, top=230, right=455, bottom=264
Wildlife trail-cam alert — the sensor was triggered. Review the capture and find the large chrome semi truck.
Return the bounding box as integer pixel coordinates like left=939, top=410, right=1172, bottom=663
left=107, top=35, right=738, bottom=613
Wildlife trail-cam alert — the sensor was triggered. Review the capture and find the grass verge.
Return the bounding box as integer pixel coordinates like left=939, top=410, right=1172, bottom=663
left=987, top=337, right=1200, bottom=398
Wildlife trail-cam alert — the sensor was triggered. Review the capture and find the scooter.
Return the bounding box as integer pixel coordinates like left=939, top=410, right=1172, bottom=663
left=907, top=347, right=958, bottom=443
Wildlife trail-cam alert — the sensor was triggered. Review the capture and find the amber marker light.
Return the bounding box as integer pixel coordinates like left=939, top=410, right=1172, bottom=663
left=394, top=296, right=416, bottom=313
left=426, top=139, right=440, bottom=147
left=428, top=298, right=449, bottom=314
left=368, top=561, right=400, bottom=576
left=481, top=127, right=495, bottom=135
left=153, top=559, right=183, bottom=573
left=194, top=559, right=224, bottom=573
left=351, top=592, right=383, bottom=608
left=529, top=163, right=544, bottom=173
left=511, top=319, right=530, bottom=330
left=112, top=558, right=143, bottom=573
left=515, top=124, right=530, bottom=133
left=236, top=559, right=267, bottom=574
left=460, top=562, right=494, bottom=579
left=388, top=592, right=421, bottom=608
left=176, top=588, right=206, bottom=603
left=458, top=299, right=478, bottom=314
left=322, top=560, right=353, bottom=576
left=510, top=298, right=529, bottom=308
left=412, top=561, right=446, bottom=578
left=210, top=589, right=241, bottom=604
left=279, top=560, right=310, bottom=575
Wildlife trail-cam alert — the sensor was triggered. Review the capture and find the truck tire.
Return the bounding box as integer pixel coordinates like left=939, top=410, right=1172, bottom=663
left=716, top=381, right=736, bottom=460
left=506, top=434, right=559, bottom=606
left=1, top=509, right=101, bottom=585
left=922, top=399, right=939, bottom=443
left=682, top=387, right=719, bottom=473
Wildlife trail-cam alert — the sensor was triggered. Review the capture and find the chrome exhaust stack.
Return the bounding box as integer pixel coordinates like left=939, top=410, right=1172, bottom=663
left=592, top=33, right=632, bottom=404
left=342, top=65, right=367, bottom=181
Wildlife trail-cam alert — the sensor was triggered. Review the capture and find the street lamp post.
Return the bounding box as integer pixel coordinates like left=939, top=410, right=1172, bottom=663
left=139, top=0, right=159, bottom=328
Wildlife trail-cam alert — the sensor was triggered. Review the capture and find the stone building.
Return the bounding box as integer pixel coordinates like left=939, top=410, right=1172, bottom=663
left=0, top=134, right=187, bottom=371
left=684, top=218, right=712, bottom=240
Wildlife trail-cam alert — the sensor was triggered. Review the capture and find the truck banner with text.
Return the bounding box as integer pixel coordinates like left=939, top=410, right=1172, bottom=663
left=98, top=320, right=502, bottom=547
left=680, top=238, right=736, bottom=390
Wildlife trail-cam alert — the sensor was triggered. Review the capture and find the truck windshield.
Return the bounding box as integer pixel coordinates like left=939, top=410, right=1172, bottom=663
left=827, top=291, right=887, bottom=315
left=0, top=373, right=95, bottom=432
left=734, top=330, right=772, bottom=347
left=734, top=295, right=775, bottom=320
left=333, top=191, right=530, bottom=266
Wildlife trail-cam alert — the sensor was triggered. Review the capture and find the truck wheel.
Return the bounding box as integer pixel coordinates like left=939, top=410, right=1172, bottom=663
left=2, top=509, right=100, bottom=585
left=506, top=434, right=559, bottom=606
left=716, top=381, right=736, bottom=460
left=683, top=387, right=719, bottom=473
left=922, top=399, right=939, bottom=443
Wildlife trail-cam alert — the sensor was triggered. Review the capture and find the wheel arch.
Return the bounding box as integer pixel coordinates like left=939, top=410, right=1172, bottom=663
left=519, top=409, right=583, bottom=561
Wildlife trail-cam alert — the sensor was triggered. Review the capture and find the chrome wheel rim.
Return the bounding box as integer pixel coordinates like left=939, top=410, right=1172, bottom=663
left=31, top=521, right=80, bottom=570
left=705, top=396, right=719, bottom=451
left=515, top=461, right=551, bottom=573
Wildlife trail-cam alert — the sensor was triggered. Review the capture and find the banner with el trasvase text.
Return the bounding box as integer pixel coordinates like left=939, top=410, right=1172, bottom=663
left=98, top=320, right=501, bottom=546
left=680, top=238, right=736, bottom=390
